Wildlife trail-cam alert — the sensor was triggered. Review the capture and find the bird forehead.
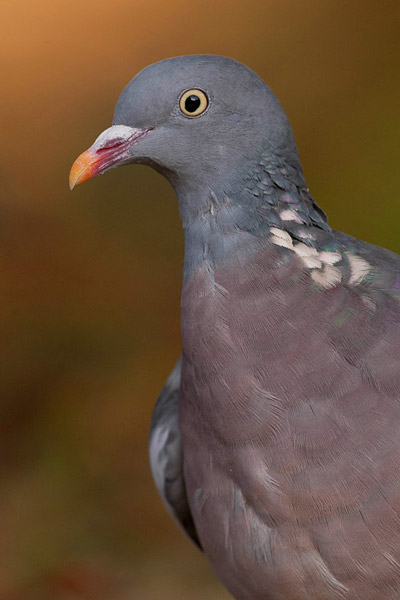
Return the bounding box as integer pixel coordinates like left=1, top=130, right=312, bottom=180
left=113, top=55, right=268, bottom=126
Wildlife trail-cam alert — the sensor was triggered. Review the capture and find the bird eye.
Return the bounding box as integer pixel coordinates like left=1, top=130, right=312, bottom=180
left=179, top=89, right=208, bottom=117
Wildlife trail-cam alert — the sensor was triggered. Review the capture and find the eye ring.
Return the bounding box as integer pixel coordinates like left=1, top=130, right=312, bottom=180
left=179, top=89, right=209, bottom=117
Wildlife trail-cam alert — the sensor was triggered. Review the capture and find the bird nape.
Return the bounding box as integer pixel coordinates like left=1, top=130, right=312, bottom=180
left=70, top=55, right=400, bottom=600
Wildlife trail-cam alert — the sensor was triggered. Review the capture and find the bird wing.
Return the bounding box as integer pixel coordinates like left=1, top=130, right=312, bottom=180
left=244, top=232, right=400, bottom=592
left=149, top=356, right=202, bottom=548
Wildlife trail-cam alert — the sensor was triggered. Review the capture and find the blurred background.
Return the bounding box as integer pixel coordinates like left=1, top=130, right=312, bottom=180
left=1, top=0, right=399, bottom=597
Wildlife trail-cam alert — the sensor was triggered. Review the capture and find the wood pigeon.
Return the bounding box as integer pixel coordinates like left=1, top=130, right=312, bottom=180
left=70, top=55, right=400, bottom=600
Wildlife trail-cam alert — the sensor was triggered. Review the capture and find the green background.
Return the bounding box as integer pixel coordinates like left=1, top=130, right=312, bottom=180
left=1, top=0, right=399, bottom=597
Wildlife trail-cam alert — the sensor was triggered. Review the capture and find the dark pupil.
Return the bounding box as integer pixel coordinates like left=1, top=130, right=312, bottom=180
left=185, top=94, right=201, bottom=113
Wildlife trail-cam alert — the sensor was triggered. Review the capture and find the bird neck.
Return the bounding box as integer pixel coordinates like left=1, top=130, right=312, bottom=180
left=177, top=154, right=330, bottom=283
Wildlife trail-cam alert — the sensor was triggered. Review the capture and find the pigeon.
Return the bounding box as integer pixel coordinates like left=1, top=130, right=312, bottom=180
left=70, top=55, right=400, bottom=600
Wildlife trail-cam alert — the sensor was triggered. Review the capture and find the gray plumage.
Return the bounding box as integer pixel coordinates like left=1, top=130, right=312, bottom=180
left=71, top=55, right=400, bottom=600
left=149, top=356, right=201, bottom=548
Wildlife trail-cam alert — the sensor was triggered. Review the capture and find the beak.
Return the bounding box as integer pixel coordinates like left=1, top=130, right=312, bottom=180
left=69, top=124, right=152, bottom=190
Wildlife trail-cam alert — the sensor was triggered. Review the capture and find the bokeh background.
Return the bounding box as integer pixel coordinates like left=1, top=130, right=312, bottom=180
left=1, top=0, right=400, bottom=598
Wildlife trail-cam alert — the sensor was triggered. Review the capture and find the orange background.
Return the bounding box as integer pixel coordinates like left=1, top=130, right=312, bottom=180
left=1, top=1, right=400, bottom=598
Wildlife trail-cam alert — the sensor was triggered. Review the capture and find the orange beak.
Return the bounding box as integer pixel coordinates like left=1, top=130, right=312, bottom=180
left=69, top=125, right=152, bottom=190
left=69, top=148, right=98, bottom=189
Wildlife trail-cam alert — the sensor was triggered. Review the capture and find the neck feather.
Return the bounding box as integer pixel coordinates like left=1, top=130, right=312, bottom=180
left=176, top=151, right=330, bottom=282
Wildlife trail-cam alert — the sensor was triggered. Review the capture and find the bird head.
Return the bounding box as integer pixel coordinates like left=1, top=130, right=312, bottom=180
left=69, top=55, right=300, bottom=196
